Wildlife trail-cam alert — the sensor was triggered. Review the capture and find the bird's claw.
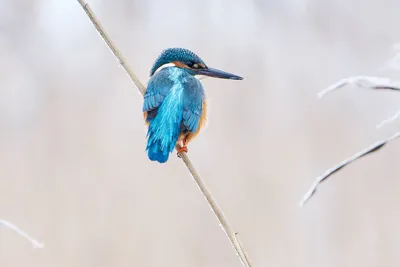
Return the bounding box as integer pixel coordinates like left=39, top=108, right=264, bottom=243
left=177, top=146, right=188, bottom=158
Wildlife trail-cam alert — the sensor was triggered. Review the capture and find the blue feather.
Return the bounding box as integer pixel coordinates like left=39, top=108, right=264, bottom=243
left=143, top=47, right=244, bottom=163
left=143, top=67, right=204, bottom=163
left=182, top=81, right=204, bottom=133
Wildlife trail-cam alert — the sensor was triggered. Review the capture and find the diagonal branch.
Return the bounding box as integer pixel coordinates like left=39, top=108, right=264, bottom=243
left=76, top=0, right=145, bottom=95
left=76, top=1, right=252, bottom=266
left=0, top=219, right=44, bottom=248
left=376, top=108, right=400, bottom=128
left=299, top=131, right=400, bottom=206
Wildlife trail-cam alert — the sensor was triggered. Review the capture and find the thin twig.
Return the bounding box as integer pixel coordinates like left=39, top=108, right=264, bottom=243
left=376, top=108, right=400, bottom=128
left=303, top=50, right=400, bottom=205
left=0, top=219, right=44, bottom=248
left=318, top=74, right=400, bottom=129
left=299, top=131, right=400, bottom=206
left=178, top=150, right=251, bottom=267
left=76, top=1, right=252, bottom=266
left=375, top=45, right=400, bottom=128
left=76, top=0, right=145, bottom=95
left=317, top=76, right=400, bottom=99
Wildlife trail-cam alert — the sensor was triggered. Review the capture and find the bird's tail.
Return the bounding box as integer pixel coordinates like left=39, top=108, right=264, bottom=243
left=146, top=137, right=174, bottom=163
left=145, top=110, right=182, bottom=164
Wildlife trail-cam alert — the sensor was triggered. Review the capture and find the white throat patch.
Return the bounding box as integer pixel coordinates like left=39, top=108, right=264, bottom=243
left=153, top=62, right=208, bottom=81
left=153, top=62, right=177, bottom=74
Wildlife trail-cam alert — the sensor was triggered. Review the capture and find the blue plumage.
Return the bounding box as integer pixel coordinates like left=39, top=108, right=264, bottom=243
left=144, top=66, right=204, bottom=163
left=143, top=48, right=243, bottom=163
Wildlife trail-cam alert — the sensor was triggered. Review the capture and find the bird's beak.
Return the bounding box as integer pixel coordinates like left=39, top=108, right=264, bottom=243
left=197, top=67, right=243, bottom=80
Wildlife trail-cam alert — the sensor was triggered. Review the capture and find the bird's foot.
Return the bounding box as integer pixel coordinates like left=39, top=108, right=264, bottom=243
left=177, top=146, right=188, bottom=158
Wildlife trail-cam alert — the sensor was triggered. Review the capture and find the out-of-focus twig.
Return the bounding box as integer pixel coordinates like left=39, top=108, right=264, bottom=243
left=75, top=1, right=252, bottom=266
left=300, top=132, right=400, bottom=206
left=376, top=48, right=400, bottom=128
left=317, top=76, right=400, bottom=99
left=0, top=219, right=44, bottom=248
left=318, top=76, right=400, bottom=129
left=376, top=108, right=400, bottom=128
left=303, top=48, right=400, bottom=205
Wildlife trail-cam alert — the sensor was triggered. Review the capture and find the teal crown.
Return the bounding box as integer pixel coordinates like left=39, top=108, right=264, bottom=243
left=150, top=48, right=206, bottom=76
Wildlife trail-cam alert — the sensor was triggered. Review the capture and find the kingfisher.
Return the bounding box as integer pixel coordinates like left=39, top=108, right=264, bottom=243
left=143, top=48, right=243, bottom=163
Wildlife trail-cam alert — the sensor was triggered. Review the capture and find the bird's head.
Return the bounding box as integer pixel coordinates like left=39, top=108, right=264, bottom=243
left=150, top=48, right=243, bottom=80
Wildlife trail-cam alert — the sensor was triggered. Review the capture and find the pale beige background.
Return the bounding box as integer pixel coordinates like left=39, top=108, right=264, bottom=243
left=1, top=0, right=400, bottom=266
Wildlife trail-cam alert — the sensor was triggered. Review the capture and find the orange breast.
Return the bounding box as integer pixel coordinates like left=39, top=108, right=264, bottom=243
left=179, top=99, right=208, bottom=144
left=143, top=111, right=149, bottom=126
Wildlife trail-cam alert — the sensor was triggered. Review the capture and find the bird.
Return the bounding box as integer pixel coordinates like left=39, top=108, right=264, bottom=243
left=143, top=48, right=243, bottom=163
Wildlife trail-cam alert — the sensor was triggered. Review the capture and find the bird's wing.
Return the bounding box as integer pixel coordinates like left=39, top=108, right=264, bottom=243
left=143, top=70, right=173, bottom=120
left=182, top=79, right=205, bottom=133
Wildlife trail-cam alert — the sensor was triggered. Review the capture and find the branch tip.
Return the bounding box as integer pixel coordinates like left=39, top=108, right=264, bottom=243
left=0, top=220, right=44, bottom=248
left=300, top=132, right=400, bottom=205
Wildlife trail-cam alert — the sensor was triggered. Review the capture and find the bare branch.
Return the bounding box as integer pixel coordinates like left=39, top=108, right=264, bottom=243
left=319, top=76, right=400, bottom=129
left=300, top=132, right=400, bottom=206
left=373, top=44, right=400, bottom=128
left=376, top=108, right=400, bottom=128
left=317, top=76, right=400, bottom=99
left=76, top=0, right=145, bottom=95
left=178, top=151, right=252, bottom=267
left=75, top=1, right=252, bottom=266
left=304, top=46, right=400, bottom=205
left=0, top=219, right=44, bottom=248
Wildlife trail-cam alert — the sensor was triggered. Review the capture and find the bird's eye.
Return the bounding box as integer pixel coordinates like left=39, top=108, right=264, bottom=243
left=186, top=62, right=195, bottom=68
left=186, top=62, right=205, bottom=69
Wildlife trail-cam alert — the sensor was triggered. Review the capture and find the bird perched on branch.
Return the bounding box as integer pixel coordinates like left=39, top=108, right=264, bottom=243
left=143, top=48, right=243, bottom=163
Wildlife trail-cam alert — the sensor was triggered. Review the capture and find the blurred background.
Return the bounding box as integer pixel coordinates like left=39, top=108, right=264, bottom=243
left=1, top=0, right=400, bottom=266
